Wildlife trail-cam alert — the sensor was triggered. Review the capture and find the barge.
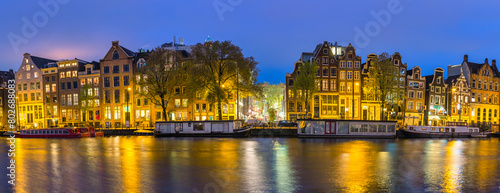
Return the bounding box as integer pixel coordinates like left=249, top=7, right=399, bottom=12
left=401, top=122, right=480, bottom=138
left=154, top=120, right=251, bottom=137
left=297, top=119, right=397, bottom=138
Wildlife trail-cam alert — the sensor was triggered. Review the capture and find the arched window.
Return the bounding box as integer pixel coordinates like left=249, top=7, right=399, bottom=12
left=137, top=58, right=146, bottom=69
left=112, top=50, right=119, bottom=60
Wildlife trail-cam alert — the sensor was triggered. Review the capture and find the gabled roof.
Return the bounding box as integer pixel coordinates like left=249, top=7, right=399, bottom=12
left=120, top=46, right=136, bottom=57
left=30, top=55, right=57, bottom=69
left=406, top=69, right=413, bottom=76
left=445, top=75, right=460, bottom=84
left=467, top=61, right=484, bottom=74
left=424, top=75, right=434, bottom=85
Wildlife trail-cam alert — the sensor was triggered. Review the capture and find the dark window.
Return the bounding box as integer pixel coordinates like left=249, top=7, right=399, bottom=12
left=288, top=79, right=294, bottom=86
left=123, top=65, right=129, bottom=72
left=114, top=90, right=120, bottom=103
left=73, top=81, right=77, bottom=89
left=144, top=98, right=148, bottom=105
left=104, top=67, right=109, bottom=74
left=51, top=76, right=55, bottom=81
left=114, top=76, right=120, bottom=87
left=331, top=68, right=337, bottom=76
left=123, top=76, right=129, bottom=86
left=105, top=90, right=110, bottom=103
left=104, top=77, right=110, bottom=87
left=67, top=82, right=71, bottom=89
left=60, top=83, right=65, bottom=90
left=112, top=50, right=119, bottom=60
left=87, top=68, right=92, bottom=74
left=53, top=95, right=57, bottom=103
left=136, top=98, right=141, bottom=106
left=113, top=66, right=119, bottom=73
left=45, top=77, right=49, bottom=82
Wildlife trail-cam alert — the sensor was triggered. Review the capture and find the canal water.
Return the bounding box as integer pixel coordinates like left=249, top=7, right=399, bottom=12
left=1, top=137, right=500, bottom=192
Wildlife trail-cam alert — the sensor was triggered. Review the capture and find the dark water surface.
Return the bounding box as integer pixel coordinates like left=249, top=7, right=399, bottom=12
left=1, top=136, right=500, bottom=192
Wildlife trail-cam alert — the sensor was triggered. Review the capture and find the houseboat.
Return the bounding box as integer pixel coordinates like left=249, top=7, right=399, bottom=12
left=155, top=120, right=251, bottom=137
left=14, top=128, right=92, bottom=138
left=401, top=122, right=480, bottom=138
left=297, top=119, right=397, bottom=138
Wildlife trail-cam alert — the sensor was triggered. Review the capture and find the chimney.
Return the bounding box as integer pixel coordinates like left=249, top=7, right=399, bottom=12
left=493, top=59, right=496, bottom=66
left=485, top=58, right=489, bottom=64
left=179, top=38, right=184, bottom=45
left=112, top=41, right=119, bottom=47
left=464, top=54, right=468, bottom=62
left=174, top=36, right=176, bottom=45
left=9, top=69, right=13, bottom=74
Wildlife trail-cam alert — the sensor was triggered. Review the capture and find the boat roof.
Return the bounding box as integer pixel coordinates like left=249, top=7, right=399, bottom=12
left=155, top=120, right=239, bottom=123
left=296, top=119, right=397, bottom=123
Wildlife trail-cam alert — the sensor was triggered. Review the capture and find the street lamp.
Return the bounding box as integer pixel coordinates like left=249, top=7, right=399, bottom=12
left=126, top=87, right=131, bottom=128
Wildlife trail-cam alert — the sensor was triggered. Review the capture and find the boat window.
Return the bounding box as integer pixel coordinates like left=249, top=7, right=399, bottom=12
left=409, top=127, right=414, bottom=130
left=439, top=128, right=443, bottom=132
left=377, top=125, right=386, bottom=133
left=360, top=124, right=368, bottom=132
left=369, top=125, right=377, bottom=132
left=350, top=124, right=360, bottom=133
left=422, top=127, right=427, bottom=130
left=387, top=125, right=396, bottom=133
left=193, top=123, right=204, bottom=131
left=452, top=128, right=455, bottom=132
left=63, top=130, right=69, bottom=134
left=431, top=128, right=435, bottom=131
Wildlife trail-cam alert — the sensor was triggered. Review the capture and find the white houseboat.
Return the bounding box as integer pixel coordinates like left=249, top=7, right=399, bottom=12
left=402, top=122, right=480, bottom=138
left=297, top=119, right=397, bottom=138
left=154, top=120, right=250, bottom=137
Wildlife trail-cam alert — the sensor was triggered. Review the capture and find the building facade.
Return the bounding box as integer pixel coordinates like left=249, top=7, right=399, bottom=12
left=448, top=55, right=500, bottom=127
left=100, top=41, right=135, bottom=128
left=286, top=41, right=362, bottom=121
left=405, top=66, right=426, bottom=126
left=0, top=70, right=15, bottom=129
left=446, top=71, right=471, bottom=124
left=41, top=62, right=59, bottom=127
left=78, top=61, right=101, bottom=128
left=423, top=68, right=448, bottom=126
left=16, top=53, right=57, bottom=129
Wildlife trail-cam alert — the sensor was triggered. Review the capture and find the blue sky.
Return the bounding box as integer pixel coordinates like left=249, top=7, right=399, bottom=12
left=1, top=0, right=500, bottom=84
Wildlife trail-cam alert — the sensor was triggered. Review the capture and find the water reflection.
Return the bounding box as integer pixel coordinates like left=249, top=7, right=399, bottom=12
left=1, top=137, right=500, bottom=192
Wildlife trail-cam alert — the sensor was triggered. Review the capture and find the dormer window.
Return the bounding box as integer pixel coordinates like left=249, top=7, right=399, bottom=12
left=137, top=58, right=146, bottom=69
left=87, top=68, right=92, bottom=74
left=323, top=49, right=328, bottom=54
left=26, top=64, right=31, bottom=71
left=112, top=50, right=119, bottom=60
left=415, top=73, right=419, bottom=79
left=437, top=77, right=441, bottom=84
left=348, top=54, right=353, bottom=59
left=394, top=60, right=399, bottom=65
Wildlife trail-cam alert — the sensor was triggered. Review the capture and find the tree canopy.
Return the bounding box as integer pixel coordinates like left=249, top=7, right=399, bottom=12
left=186, top=40, right=261, bottom=120
left=291, top=61, right=318, bottom=118
left=134, top=47, right=185, bottom=121
left=362, top=52, right=405, bottom=120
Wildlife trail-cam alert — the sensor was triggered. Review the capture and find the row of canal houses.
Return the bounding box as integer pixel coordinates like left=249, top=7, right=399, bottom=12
left=13, top=38, right=238, bottom=129
left=286, top=41, right=500, bottom=127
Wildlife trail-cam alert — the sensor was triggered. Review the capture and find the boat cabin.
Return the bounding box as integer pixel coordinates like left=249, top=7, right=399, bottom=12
left=297, top=119, right=397, bottom=138
left=407, top=122, right=479, bottom=133
left=155, top=120, right=242, bottom=134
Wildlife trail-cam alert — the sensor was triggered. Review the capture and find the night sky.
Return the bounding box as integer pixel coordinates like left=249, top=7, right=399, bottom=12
left=1, top=0, right=499, bottom=84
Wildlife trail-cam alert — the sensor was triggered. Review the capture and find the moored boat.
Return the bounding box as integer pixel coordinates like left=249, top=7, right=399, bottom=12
left=15, top=127, right=104, bottom=138
left=471, top=133, right=489, bottom=138
left=402, top=122, right=480, bottom=138
left=155, top=120, right=251, bottom=137
left=297, top=119, right=398, bottom=139
left=15, top=127, right=94, bottom=138
left=134, top=129, right=154, bottom=135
